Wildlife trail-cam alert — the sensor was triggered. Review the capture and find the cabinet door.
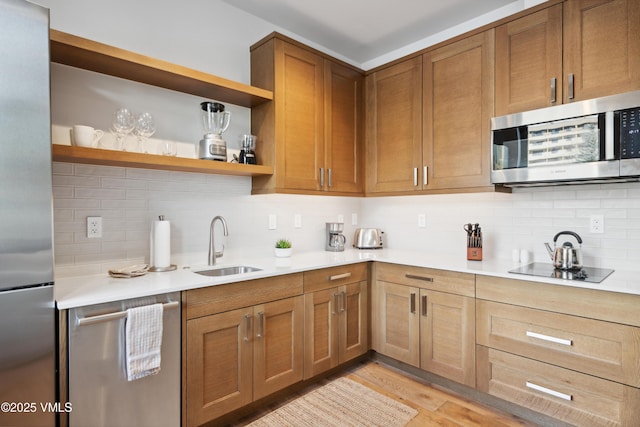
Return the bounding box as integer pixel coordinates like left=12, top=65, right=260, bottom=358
left=275, top=41, right=324, bottom=191
left=253, top=296, right=304, bottom=400
left=423, top=30, right=494, bottom=190
left=186, top=307, right=253, bottom=427
left=339, top=281, right=369, bottom=363
left=304, top=287, right=339, bottom=379
left=563, top=0, right=640, bottom=102
left=419, top=290, right=475, bottom=387
left=495, top=4, right=563, bottom=115
left=372, top=281, right=420, bottom=366
left=365, top=57, right=422, bottom=193
left=324, top=60, right=364, bottom=194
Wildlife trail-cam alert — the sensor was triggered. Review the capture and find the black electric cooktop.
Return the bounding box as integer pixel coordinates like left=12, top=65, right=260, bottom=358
left=509, top=262, right=614, bottom=283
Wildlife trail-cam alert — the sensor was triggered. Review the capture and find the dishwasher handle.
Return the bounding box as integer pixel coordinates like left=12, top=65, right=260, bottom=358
left=76, top=301, right=179, bottom=326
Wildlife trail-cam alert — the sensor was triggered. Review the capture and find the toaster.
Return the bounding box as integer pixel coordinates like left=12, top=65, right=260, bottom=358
left=353, top=228, right=383, bottom=249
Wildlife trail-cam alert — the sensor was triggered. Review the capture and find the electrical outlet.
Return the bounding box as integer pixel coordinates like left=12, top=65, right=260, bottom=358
left=294, top=214, right=302, bottom=228
left=418, top=213, right=426, bottom=228
left=337, top=214, right=344, bottom=223
left=87, top=216, right=102, bottom=238
left=351, top=213, right=358, bottom=226
left=590, top=214, right=604, bottom=233
left=268, top=214, right=277, bottom=230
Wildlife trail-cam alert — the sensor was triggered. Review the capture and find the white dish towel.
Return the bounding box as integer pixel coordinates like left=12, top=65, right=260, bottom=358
left=125, top=303, right=164, bottom=381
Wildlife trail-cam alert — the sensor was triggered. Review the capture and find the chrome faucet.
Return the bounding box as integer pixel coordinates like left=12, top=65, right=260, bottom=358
left=208, top=216, right=229, bottom=266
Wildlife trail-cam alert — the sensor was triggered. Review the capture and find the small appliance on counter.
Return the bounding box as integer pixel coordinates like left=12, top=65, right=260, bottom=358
left=198, top=101, right=230, bottom=161
left=325, top=222, right=346, bottom=252
left=510, top=230, right=614, bottom=283
left=353, top=228, right=383, bottom=249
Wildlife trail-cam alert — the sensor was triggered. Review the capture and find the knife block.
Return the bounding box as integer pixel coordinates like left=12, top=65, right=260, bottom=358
left=467, top=247, right=482, bottom=261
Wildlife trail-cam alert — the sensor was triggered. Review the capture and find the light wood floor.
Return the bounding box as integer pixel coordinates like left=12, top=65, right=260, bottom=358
left=234, top=360, right=539, bottom=426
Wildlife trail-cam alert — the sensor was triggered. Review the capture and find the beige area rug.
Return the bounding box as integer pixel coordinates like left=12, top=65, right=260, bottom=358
left=247, top=377, right=418, bottom=427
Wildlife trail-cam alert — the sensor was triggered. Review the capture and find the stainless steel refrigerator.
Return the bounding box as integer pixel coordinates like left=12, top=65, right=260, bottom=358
left=0, top=0, right=56, bottom=426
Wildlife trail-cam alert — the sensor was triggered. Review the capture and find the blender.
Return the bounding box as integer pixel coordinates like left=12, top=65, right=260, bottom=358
left=198, top=101, right=230, bottom=161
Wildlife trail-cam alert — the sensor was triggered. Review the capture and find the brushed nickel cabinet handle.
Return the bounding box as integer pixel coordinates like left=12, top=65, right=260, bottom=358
left=405, top=274, right=434, bottom=282
left=340, top=291, right=346, bottom=313
left=243, top=314, right=252, bottom=342
left=320, top=168, right=325, bottom=187
left=332, top=293, right=339, bottom=315
left=256, top=311, right=264, bottom=338
left=328, top=168, right=333, bottom=188
left=329, top=272, right=352, bottom=281
left=568, top=73, right=574, bottom=100
left=526, top=331, right=572, bottom=346
left=526, top=381, right=572, bottom=401
left=410, top=293, right=416, bottom=314
left=413, top=168, right=418, bottom=186
left=550, top=77, right=557, bottom=104
left=423, top=166, right=428, bottom=186
left=421, top=295, right=427, bottom=316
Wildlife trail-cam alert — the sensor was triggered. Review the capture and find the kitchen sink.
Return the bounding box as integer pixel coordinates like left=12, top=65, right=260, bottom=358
left=195, top=265, right=262, bottom=277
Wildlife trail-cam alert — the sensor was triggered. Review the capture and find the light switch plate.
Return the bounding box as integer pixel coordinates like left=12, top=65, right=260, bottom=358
left=351, top=213, right=358, bottom=225
left=268, top=214, right=277, bottom=230
left=294, top=214, right=302, bottom=228
left=418, top=213, right=426, bottom=228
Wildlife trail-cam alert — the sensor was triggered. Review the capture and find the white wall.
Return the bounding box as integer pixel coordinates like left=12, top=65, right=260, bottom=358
left=40, top=0, right=640, bottom=276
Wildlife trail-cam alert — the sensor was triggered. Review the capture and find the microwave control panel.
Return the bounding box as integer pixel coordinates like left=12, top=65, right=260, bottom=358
left=620, top=107, right=640, bottom=159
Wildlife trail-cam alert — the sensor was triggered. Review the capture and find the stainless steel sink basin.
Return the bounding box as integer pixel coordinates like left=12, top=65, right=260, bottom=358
left=195, top=266, right=262, bottom=277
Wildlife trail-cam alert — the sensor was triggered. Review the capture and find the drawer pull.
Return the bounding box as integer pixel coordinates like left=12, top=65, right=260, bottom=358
left=329, top=272, right=352, bottom=281
left=526, top=331, right=572, bottom=346
left=526, top=381, right=572, bottom=401
left=405, top=274, right=434, bottom=282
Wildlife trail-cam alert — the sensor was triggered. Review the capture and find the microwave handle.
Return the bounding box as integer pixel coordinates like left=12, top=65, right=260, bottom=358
left=605, top=111, right=615, bottom=160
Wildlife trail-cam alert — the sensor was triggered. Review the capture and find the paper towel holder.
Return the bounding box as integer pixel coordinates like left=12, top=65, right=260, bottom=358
left=149, top=215, right=177, bottom=272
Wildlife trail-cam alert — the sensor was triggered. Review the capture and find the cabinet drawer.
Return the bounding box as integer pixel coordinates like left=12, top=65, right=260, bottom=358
left=303, top=263, right=367, bottom=293
left=375, top=262, right=474, bottom=297
left=477, top=346, right=640, bottom=427
left=185, top=273, right=303, bottom=319
left=477, top=300, right=640, bottom=387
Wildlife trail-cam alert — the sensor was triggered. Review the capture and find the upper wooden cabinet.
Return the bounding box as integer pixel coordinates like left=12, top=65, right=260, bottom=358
left=366, top=30, right=495, bottom=194
left=496, top=0, right=640, bottom=115
left=423, top=30, right=494, bottom=191
left=250, top=33, right=364, bottom=195
left=365, top=57, right=423, bottom=193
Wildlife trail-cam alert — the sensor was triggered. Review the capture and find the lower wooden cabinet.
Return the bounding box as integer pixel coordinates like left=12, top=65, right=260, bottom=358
left=186, top=296, right=303, bottom=426
left=476, top=275, right=640, bottom=426
left=477, top=346, right=640, bottom=427
left=371, top=263, right=475, bottom=387
left=184, top=275, right=304, bottom=427
left=303, top=264, right=369, bottom=379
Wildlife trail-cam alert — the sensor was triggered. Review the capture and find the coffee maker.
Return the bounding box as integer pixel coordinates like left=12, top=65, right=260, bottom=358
left=199, top=101, right=230, bottom=161
left=325, top=222, right=346, bottom=252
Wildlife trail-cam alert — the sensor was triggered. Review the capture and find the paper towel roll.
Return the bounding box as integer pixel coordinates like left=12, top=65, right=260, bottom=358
left=151, top=217, right=171, bottom=268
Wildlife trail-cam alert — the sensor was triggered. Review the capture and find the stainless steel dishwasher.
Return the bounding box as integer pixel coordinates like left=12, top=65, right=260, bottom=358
left=68, top=292, right=180, bottom=427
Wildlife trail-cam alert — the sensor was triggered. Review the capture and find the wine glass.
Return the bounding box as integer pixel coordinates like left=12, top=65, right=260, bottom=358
left=111, top=108, right=135, bottom=151
left=133, top=112, right=156, bottom=153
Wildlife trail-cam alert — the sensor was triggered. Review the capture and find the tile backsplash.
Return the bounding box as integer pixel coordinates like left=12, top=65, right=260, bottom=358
left=52, top=162, right=640, bottom=277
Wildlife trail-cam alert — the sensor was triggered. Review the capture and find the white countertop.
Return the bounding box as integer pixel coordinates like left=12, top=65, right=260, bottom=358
left=54, top=248, right=640, bottom=309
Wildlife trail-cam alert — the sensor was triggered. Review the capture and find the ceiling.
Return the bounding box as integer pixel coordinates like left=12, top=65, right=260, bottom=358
left=222, top=0, right=524, bottom=67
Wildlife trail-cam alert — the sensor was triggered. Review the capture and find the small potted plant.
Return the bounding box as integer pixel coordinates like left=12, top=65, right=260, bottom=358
left=274, top=238, right=292, bottom=257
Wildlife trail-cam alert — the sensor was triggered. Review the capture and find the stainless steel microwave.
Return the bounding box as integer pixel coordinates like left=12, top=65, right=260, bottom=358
left=491, top=91, right=640, bottom=186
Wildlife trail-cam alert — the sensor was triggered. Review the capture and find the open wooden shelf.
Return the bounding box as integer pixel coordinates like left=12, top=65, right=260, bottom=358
left=52, top=145, right=274, bottom=177
left=50, top=30, right=273, bottom=108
